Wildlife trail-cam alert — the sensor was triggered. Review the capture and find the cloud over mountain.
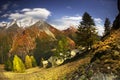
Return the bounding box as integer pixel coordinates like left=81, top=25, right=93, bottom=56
left=50, top=15, right=82, bottom=30
left=2, top=8, right=51, bottom=27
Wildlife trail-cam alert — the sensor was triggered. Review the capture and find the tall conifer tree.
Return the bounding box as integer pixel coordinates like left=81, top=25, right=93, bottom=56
left=76, top=12, right=98, bottom=50
left=104, top=18, right=111, bottom=35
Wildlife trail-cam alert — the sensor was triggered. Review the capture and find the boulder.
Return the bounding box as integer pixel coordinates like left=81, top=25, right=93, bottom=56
left=48, top=56, right=64, bottom=67
left=42, top=60, right=48, bottom=68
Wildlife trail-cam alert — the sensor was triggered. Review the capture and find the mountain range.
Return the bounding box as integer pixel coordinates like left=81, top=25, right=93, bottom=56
left=0, top=20, right=76, bottom=63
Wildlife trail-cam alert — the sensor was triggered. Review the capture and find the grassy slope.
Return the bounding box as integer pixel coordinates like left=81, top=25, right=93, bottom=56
left=0, top=57, right=90, bottom=80
left=90, top=29, right=120, bottom=74
left=61, top=29, right=120, bottom=80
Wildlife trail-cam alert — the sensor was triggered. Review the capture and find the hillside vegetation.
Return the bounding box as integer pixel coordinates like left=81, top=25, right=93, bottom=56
left=90, top=29, right=120, bottom=74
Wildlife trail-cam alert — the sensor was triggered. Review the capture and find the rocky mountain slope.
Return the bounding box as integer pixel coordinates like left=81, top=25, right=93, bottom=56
left=91, top=29, right=120, bottom=73
left=66, top=28, right=120, bottom=80
left=62, top=26, right=77, bottom=41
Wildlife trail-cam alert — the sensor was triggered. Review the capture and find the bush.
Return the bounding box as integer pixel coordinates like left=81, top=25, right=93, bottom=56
left=25, top=55, right=32, bottom=69
left=13, top=55, right=25, bottom=72
left=54, top=37, right=70, bottom=58
left=4, top=59, right=13, bottom=71
left=30, top=56, right=37, bottom=67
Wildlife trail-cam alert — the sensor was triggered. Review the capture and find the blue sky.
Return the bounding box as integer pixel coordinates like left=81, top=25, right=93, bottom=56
left=0, top=0, right=118, bottom=35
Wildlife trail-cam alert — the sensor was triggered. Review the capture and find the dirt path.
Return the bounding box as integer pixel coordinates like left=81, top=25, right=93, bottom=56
left=0, top=65, right=10, bottom=80
left=0, top=57, right=90, bottom=80
left=0, top=65, right=5, bottom=72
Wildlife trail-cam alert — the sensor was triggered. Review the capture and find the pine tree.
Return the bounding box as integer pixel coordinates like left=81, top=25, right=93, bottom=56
left=13, top=55, right=25, bottom=72
left=81, top=12, right=95, bottom=26
left=30, top=56, right=37, bottom=67
left=76, top=12, right=98, bottom=50
left=104, top=18, right=111, bottom=35
left=25, top=55, right=32, bottom=69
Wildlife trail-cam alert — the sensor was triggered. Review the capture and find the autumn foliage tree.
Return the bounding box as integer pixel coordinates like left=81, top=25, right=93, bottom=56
left=25, top=55, right=32, bottom=69
left=13, top=55, right=25, bottom=72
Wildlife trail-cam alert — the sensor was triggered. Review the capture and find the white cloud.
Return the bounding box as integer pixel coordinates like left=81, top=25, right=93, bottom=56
left=50, top=15, right=82, bottom=30
left=1, top=14, right=9, bottom=18
left=94, top=18, right=103, bottom=24
left=7, top=8, right=51, bottom=27
left=8, top=13, right=25, bottom=19
left=63, top=16, right=82, bottom=21
left=94, top=18, right=104, bottom=36
left=21, top=8, right=31, bottom=12
left=96, top=24, right=104, bottom=36
left=24, top=8, right=51, bottom=20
